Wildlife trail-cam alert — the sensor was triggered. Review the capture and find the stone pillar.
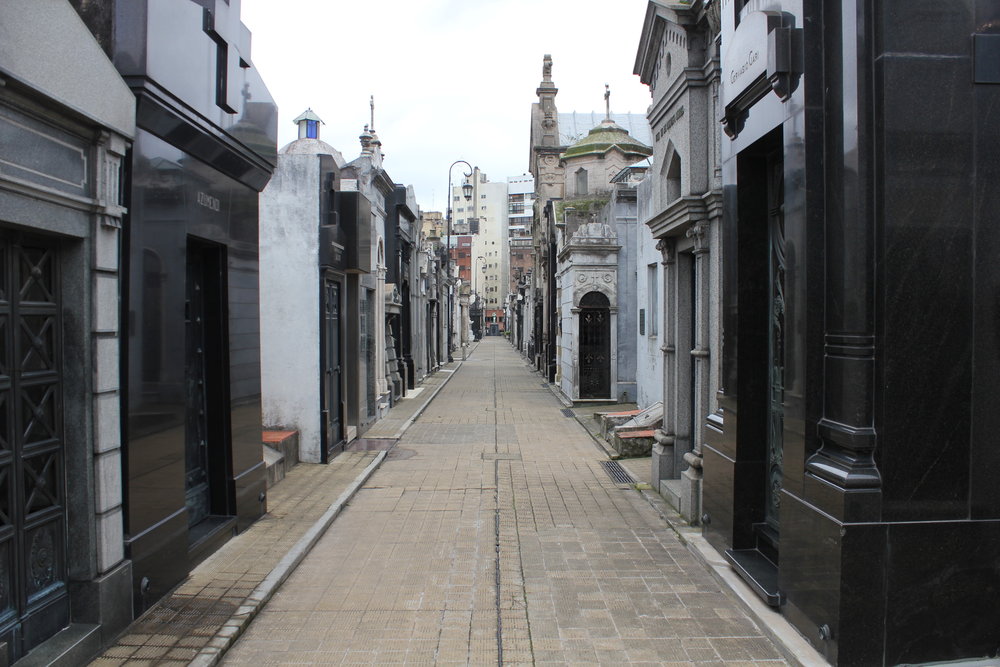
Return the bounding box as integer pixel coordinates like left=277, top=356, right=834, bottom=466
left=652, top=238, right=676, bottom=484
left=680, top=221, right=710, bottom=522
left=375, top=258, right=388, bottom=411
left=93, top=130, right=127, bottom=577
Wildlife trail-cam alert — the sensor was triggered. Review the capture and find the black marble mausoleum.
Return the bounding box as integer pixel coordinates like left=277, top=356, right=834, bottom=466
left=706, top=1, right=1000, bottom=664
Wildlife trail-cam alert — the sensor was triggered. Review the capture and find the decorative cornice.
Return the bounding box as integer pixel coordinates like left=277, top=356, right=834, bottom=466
left=646, top=195, right=706, bottom=239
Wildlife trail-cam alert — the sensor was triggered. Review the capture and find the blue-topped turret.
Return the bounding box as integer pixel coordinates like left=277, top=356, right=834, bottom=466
left=281, top=108, right=345, bottom=166
left=293, top=108, right=323, bottom=140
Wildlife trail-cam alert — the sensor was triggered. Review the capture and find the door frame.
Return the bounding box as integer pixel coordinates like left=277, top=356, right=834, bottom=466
left=319, top=272, right=346, bottom=463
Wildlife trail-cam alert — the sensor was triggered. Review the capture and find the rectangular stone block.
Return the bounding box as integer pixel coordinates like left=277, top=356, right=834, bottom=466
left=93, top=391, right=121, bottom=454
left=93, top=222, right=119, bottom=271
left=94, top=335, right=119, bottom=393
left=95, top=449, right=123, bottom=514
left=93, top=272, right=119, bottom=333
left=96, top=506, right=124, bottom=574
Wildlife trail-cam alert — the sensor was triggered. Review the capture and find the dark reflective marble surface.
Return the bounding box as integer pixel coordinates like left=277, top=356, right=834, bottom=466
left=125, top=128, right=265, bottom=607
left=713, top=0, right=1000, bottom=663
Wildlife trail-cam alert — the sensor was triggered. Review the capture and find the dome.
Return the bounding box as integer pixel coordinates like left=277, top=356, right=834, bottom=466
left=280, top=138, right=346, bottom=167
left=561, top=119, right=652, bottom=162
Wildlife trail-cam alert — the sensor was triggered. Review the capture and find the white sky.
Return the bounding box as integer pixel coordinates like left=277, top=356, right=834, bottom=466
left=239, top=0, right=653, bottom=212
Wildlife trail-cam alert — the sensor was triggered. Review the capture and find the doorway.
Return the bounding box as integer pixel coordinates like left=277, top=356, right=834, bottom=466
left=724, top=127, right=785, bottom=605
left=0, top=233, right=70, bottom=659
left=579, top=291, right=611, bottom=399
left=321, top=276, right=344, bottom=462
left=184, top=240, right=231, bottom=538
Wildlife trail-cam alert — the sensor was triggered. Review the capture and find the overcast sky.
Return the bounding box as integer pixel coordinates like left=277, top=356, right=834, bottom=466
left=240, top=0, right=653, bottom=212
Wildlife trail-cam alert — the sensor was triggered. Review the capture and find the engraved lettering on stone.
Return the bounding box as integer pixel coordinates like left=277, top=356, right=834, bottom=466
left=197, top=191, right=221, bottom=212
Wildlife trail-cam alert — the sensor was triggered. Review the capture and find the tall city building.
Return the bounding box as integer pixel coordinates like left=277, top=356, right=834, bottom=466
left=452, top=168, right=508, bottom=333
left=507, top=175, right=535, bottom=294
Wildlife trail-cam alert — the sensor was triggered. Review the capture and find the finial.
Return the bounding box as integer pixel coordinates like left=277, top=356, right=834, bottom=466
left=370, top=95, right=375, bottom=132
left=605, top=84, right=611, bottom=121
left=360, top=123, right=373, bottom=153
left=543, top=54, right=553, bottom=83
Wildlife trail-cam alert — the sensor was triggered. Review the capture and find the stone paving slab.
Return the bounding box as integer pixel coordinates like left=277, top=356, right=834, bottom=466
left=89, top=360, right=464, bottom=667
left=222, top=340, right=812, bottom=666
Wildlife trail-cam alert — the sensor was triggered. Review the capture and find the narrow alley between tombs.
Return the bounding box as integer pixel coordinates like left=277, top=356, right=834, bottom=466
left=221, top=339, right=787, bottom=665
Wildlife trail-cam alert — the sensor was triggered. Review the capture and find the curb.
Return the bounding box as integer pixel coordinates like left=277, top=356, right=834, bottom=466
left=189, top=359, right=464, bottom=665
left=389, top=349, right=470, bottom=439
left=190, top=451, right=386, bottom=666
left=632, top=486, right=828, bottom=667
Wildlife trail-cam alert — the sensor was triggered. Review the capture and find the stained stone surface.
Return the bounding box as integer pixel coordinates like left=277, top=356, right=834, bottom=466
left=222, top=339, right=787, bottom=665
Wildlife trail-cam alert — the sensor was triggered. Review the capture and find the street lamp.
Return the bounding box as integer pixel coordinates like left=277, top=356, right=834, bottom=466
left=446, top=160, right=473, bottom=362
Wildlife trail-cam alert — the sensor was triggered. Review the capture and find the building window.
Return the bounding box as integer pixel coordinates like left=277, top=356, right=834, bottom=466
left=575, top=168, right=588, bottom=196
left=648, top=263, right=658, bottom=336
left=306, top=120, right=318, bottom=138
left=666, top=152, right=682, bottom=203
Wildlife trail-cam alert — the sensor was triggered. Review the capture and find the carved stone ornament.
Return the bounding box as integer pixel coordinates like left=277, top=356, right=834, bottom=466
left=686, top=222, right=710, bottom=252
left=656, top=238, right=675, bottom=263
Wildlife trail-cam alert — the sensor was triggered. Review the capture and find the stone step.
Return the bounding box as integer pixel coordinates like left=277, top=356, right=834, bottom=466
left=14, top=623, right=100, bottom=667
left=263, top=444, right=284, bottom=488
left=262, top=430, right=299, bottom=489
left=660, top=478, right=682, bottom=511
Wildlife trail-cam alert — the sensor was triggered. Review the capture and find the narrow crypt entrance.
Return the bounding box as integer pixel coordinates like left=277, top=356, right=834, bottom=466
left=578, top=291, right=611, bottom=399
left=320, top=275, right=344, bottom=462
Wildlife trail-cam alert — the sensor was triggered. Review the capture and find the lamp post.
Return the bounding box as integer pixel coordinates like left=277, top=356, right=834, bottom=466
left=446, top=160, right=473, bottom=362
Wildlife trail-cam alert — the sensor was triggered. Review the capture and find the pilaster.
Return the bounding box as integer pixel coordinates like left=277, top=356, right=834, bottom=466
left=653, top=238, right=677, bottom=482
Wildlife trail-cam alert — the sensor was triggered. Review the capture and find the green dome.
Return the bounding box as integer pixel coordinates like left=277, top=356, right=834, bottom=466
left=561, top=120, right=652, bottom=161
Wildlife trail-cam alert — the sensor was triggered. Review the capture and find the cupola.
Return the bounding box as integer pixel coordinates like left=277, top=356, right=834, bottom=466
left=293, top=108, right=323, bottom=140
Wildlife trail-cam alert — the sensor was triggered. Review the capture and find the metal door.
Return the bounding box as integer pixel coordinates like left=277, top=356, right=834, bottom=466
left=0, top=233, right=69, bottom=658
left=185, top=246, right=211, bottom=526
left=579, top=291, right=611, bottom=399
left=362, top=290, right=375, bottom=418
left=764, top=151, right=785, bottom=532
left=321, top=277, right=343, bottom=461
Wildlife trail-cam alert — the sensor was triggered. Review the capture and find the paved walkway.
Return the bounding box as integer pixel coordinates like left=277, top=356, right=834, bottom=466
left=89, top=359, right=462, bottom=666
left=222, top=339, right=790, bottom=666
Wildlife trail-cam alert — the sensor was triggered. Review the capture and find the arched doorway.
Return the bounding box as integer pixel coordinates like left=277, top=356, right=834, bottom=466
left=579, top=291, right=611, bottom=399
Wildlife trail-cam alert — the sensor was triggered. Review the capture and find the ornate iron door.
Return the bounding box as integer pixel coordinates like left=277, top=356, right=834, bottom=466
left=764, top=153, right=785, bottom=532
left=321, top=278, right=343, bottom=461
left=579, top=291, right=611, bottom=399
left=0, top=234, right=69, bottom=658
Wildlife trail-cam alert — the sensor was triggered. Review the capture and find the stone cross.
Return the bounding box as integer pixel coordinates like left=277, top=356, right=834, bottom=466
left=605, top=84, right=611, bottom=120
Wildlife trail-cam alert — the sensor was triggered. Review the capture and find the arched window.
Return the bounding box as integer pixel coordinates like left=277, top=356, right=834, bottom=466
left=665, top=150, right=682, bottom=203
left=575, top=167, right=588, bottom=197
